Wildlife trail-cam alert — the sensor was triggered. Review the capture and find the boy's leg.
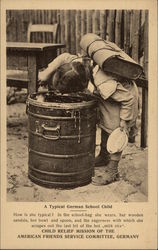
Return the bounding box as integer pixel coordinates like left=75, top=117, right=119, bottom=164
left=95, top=129, right=110, bottom=167
left=128, top=123, right=138, bottom=143
left=92, top=151, right=122, bottom=185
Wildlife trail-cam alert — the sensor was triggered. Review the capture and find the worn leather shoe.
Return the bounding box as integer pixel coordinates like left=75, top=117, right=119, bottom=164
left=92, top=160, right=119, bottom=185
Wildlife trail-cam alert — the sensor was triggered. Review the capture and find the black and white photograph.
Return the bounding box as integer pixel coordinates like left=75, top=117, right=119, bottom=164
left=1, top=0, right=157, bottom=249
left=6, top=8, right=148, bottom=202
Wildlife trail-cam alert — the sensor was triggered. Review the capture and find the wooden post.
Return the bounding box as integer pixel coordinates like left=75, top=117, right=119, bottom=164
left=37, top=10, right=41, bottom=42
left=81, top=10, right=87, bottom=36
left=45, top=10, right=50, bottom=43
left=17, top=11, right=23, bottom=42
left=141, top=10, right=148, bottom=148
left=27, top=54, right=38, bottom=94
left=106, top=10, right=115, bottom=42
left=7, top=10, right=15, bottom=42
left=124, top=10, right=131, bottom=55
left=87, top=10, right=93, bottom=34
left=76, top=10, right=81, bottom=54
left=47, top=9, right=52, bottom=43
left=100, top=10, right=106, bottom=39
left=70, top=10, right=76, bottom=54
left=115, top=10, right=122, bottom=48
left=57, top=10, right=61, bottom=43
left=15, top=10, right=19, bottom=42
left=60, top=10, right=66, bottom=53
left=131, top=10, right=140, bottom=62
left=33, top=10, right=38, bottom=42
left=41, top=10, right=46, bottom=43
left=52, top=10, right=57, bottom=23
left=139, top=10, right=145, bottom=58
left=56, top=10, right=61, bottom=55
left=93, top=10, right=100, bottom=35
left=65, top=10, right=71, bottom=52
left=22, top=10, right=28, bottom=42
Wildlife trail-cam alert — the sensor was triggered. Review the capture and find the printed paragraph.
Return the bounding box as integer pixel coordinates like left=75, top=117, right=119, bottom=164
left=13, top=210, right=143, bottom=240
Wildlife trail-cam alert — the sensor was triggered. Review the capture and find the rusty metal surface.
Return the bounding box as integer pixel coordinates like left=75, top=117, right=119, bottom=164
left=27, top=92, right=97, bottom=188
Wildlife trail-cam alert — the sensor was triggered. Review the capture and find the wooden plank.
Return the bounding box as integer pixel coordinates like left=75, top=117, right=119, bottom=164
left=106, top=10, right=115, bottom=42
left=57, top=10, right=61, bottom=43
left=42, top=10, right=46, bottom=43
left=76, top=10, right=81, bottom=54
left=81, top=10, right=87, bottom=36
left=6, top=10, right=11, bottom=41
left=129, top=10, right=134, bottom=49
left=7, top=52, right=28, bottom=70
left=65, top=10, right=71, bottom=52
left=93, top=10, right=100, bottom=35
left=124, top=10, right=131, bottom=55
left=56, top=10, right=61, bottom=55
left=7, top=48, right=63, bottom=71
left=21, top=10, right=27, bottom=42
left=139, top=23, right=144, bottom=58
left=7, top=42, right=65, bottom=51
left=87, top=10, right=93, bottom=34
left=37, top=10, right=42, bottom=42
left=11, top=10, right=17, bottom=42
left=131, top=10, right=140, bottom=62
left=7, top=69, right=28, bottom=88
left=115, top=10, right=122, bottom=48
left=139, top=10, right=145, bottom=58
left=13, top=10, right=18, bottom=41
left=141, top=88, right=148, bottom=147
left=141, top=10, right=148, bottom=148
left=7, top=80, right=28, bottom=89
left=7, top=69, right=28, bottom=79
left=60, top=10, right=66, bottom=53
left=52, top=10, right=57, bottom=23
left=70, top=10, right=76, bottom=54
left=33, top=10, right=37, bottom=42
left=27, top=54, right=38, bottom=94
left=16, top=11, right=22, bottom=42
left=47, top=10, right=52, bottom=43
left=100, top=10, right=106, bottom=39
left=44, top=10, right=49, bottom=42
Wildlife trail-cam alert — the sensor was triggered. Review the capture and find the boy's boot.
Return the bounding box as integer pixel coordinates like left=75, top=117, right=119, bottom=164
left=92, top=160, right=119, bottom=185
left=95, top=129, right=110, bottom=167
left=103, top=160, right=119, bottom=183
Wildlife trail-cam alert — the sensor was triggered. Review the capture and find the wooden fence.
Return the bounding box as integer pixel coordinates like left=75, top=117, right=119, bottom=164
left=6, top=10, right=147, bottom=60
left=6, top=9, right=148, bottom=147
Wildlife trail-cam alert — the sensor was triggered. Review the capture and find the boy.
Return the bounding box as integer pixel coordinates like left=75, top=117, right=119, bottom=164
left=39, top=44, right=139, bottom=186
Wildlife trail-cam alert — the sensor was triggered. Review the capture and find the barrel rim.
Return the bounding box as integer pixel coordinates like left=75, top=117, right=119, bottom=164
left=27, top=91, right=97, bottom=109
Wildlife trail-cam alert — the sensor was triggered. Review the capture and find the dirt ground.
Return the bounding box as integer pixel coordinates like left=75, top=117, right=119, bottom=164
left=7, top=102, right=148, bottom=202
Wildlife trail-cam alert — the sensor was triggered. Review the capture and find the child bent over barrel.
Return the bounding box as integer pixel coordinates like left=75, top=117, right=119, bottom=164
left=38, top=33, right=142, bottom=186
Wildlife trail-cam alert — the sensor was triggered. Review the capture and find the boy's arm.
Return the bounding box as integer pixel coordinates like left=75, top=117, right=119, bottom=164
left=93, top=69, right=118, bottom=99
left=39, top=53, right=75, bottom=82
left=110, top=83, right=134, bottom=122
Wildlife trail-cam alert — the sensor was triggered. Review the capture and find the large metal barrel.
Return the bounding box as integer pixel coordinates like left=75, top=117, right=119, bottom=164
left=26, top=91, right=97, bottom=188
